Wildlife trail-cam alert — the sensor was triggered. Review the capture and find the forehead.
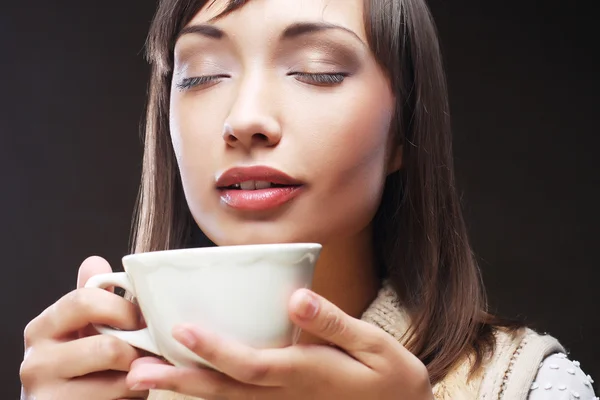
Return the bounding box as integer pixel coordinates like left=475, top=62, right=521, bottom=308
left=189, top=0, right=367, bottom=41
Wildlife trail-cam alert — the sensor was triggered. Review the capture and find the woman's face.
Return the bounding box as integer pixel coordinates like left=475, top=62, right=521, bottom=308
left=170, top=0, right=399, bottom=246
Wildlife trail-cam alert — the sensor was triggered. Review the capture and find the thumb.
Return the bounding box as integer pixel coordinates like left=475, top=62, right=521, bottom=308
left=76, top=255, right=113, bottom=289
left=289, top=289, right=390, bottom=367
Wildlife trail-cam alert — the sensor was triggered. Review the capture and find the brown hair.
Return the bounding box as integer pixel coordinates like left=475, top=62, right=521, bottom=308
left=133, top=0, right=520, bottom=385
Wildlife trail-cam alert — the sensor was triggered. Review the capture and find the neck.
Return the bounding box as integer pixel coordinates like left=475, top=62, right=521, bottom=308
left=298, top=225, right=380, bottom=345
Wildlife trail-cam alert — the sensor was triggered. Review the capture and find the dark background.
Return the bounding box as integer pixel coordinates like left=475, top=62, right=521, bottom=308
left=1, top=0, right=597, bottom=398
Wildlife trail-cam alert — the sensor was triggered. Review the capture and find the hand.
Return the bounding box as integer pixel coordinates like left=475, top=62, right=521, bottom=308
left=20, top=256, right=149, bottom=400
left=127, top=289, right=434, bottom=399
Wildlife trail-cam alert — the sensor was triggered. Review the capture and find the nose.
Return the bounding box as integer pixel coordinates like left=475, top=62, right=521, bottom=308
left=222, top=75, right=282, bottom=150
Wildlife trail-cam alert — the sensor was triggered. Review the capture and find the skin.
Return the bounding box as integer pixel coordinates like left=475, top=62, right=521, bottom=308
left=171, top=0, right=400, bottom=339
left=20, top=0, right=433, bottom=398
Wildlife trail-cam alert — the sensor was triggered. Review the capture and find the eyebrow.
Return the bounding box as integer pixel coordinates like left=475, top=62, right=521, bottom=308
left=178, top=24, right=224, bottom=39
left=177, top=21, right=366, bottom=47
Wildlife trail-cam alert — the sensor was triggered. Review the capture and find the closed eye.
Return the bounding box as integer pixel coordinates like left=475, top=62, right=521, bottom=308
left=175, top=75, right=230, bottom=91
left=175, top=72, right=348, bottom=91
left=288, top=72, right=348, bottom=86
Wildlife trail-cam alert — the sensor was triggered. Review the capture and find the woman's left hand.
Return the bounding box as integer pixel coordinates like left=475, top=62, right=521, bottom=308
left=126, top=289, right=434, bottom=400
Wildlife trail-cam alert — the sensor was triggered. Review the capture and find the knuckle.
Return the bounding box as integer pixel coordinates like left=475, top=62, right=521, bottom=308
left=19, top=359, right=34, bottom=386
left=361, top=329, right=391, bottom=355
left=362, top=338, right=387, bottom=356
left=66, top=288, right=89, bottom=311
left=19, top=348, right=44, bottom=386
left=383, top=361, right=430, bottom=395
left=239, top=360, right=271, bottom=383
left=321, top=311, right=347, bottom=338
left=23, top=307, right=56, bottom=346
left=410, top=359, right=431, bottom=385
left=199, top=342, right=218, bottom=362
left=23, top=320, right=37, bottom=348
left=96, top=335, right=128, bottom=366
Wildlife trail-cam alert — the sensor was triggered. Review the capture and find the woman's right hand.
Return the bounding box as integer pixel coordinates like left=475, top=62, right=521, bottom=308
left=20, top=256, right=150, bottom=400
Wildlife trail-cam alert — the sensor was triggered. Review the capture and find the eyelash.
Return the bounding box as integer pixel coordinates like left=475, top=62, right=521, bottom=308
left=175, top=75, right=228, bottom=91
left=175, top=72, right=348, bottom=91
left=288, top=72, right=348, bottom=85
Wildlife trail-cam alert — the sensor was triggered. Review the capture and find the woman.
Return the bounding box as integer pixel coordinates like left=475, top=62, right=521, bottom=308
left=19, top=0, right=597, bottom=399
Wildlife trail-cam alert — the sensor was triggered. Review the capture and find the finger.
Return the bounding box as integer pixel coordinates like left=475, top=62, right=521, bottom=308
left=170, top=324, right=338, bottom=387
left=77, top=256, right=113, bottom=289
left=60, top=335, right=143, bottom=377
left=130, top=356, right=170, bottom=369
left=21, top=335, right=143, bottom=382
left=25, top=288, right=140, bottom=342
left=288, top=289, right=396, bottom=368
left=127, top=361, right=278, bottom=399
left=68, top=370, right=149, bottom=400
left=76, top=256, right=119, bottom=338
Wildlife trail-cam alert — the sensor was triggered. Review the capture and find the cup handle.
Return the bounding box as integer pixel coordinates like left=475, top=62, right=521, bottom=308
left=84, top=272, right=161, bottom=356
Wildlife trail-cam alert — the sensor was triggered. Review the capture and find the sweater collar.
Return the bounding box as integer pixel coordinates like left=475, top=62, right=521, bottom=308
left=360, top=282, right=412, bottom=343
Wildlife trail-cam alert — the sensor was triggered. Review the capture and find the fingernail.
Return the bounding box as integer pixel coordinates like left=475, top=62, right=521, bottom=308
left=297, top=291, right=319, bottom=320
left=173, top=326, right=197, bottom=348
left=131, top=381, right=156, bottom=391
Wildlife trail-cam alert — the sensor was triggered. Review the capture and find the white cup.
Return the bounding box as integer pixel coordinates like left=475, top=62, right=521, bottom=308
left=85, top=243, right=321, bottom=369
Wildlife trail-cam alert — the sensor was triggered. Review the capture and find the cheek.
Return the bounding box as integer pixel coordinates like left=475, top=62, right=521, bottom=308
left=169, top=90, right=223, bottom=197
left=170, top=96, right=227, bottom=241
left=281, top=80, right=394, bottom=238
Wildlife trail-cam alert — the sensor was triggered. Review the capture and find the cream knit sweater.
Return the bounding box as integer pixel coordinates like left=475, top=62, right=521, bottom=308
left=148, top=284, right=564, bottom=400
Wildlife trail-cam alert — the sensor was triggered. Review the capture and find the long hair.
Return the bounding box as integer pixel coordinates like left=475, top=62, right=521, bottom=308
left=132, top=0, right=520, bottom=384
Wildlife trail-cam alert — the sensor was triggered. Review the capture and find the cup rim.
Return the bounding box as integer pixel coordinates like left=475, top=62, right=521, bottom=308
left=122, top=242, right=322, bottom=263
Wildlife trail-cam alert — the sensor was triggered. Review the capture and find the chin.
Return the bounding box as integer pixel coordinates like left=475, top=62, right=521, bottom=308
left=202, top=223, right=327, bottom=247
left=212, top=234, right=317, bottom=247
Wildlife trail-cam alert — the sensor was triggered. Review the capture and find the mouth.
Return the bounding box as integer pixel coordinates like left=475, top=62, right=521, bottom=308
left=221, top=181, right=297, bottom=190
left=216, top=166, right=303, bottom=188
left=215, top=166, right=305, bottom=211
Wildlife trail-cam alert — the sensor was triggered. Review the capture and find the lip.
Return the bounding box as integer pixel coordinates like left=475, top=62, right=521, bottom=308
left=215, top=166, right=303, bottom=188
left=216, top=166, right=305, bottom=211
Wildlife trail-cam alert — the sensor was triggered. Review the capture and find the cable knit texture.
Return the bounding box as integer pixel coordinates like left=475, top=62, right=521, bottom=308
left=147, top=284, right=568, bottom=400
